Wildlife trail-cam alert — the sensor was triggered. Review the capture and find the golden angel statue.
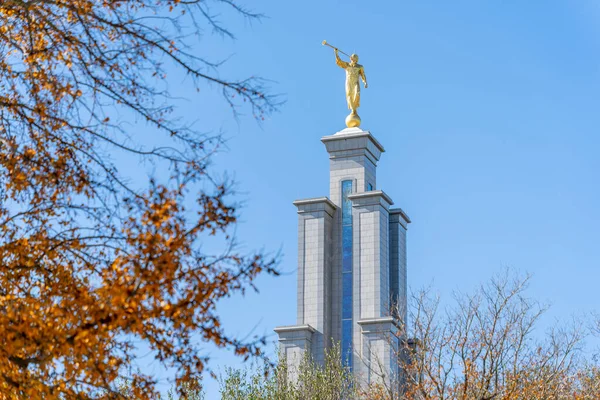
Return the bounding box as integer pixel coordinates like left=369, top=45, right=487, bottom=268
left=323, top=40, right=368, bottom=128
left=335, top=49, right=368, bottom=115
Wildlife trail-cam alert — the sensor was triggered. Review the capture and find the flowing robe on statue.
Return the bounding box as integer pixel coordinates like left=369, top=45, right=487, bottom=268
left=336, top=56, right=367, bottom=111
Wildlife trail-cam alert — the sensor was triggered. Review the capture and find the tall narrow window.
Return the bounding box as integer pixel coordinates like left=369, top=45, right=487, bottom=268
left=341, top=180, right=353, bottom=369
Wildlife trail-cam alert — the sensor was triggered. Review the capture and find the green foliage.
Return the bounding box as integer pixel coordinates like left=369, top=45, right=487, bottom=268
left=219, top=366, right=278, bottom=400
left=219, top=345, right=357, bottom=400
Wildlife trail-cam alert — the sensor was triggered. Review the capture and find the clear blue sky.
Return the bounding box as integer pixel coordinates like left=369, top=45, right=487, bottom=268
left=130, top=1, right=600, bottom=396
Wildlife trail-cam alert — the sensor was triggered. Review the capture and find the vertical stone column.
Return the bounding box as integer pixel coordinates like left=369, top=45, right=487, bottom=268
left=349, top=191, right=393, bottom=319
left=274, top=325, right=316, bottom=381
left=321, top=127, right=385, bottom=353
left=357, top=317, right=399, bottom=388
left=293, top=197, right=336, bottom=365
left=348, top=190, right=394, bottom=384
left=322, top=127, right=384, bottom=206
left=389, top=208, right=410, bottom=326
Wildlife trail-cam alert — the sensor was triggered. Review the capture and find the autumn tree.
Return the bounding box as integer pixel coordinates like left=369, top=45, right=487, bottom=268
left=365, top=271, right=600, bottom=400
left=0, top=0, right=280, bottom=398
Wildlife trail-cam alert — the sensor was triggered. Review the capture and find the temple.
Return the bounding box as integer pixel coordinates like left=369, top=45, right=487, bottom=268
left=274, top=126, right=410, bottom=389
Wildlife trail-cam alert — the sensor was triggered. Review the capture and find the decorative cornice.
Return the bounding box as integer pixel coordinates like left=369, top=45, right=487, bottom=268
left=357, top=317, right=400, bottom=333
left=357, top=316, right=396, bottom=326
left=320, top=129, right=385, bottom=153
left=293, top=197, right=337, bottom=217
left=348, top=190, right=394, bottom=207
left=293, top=197, right=335, bottom=208
left=390, top=207, right=411, bottom=224
left=273, top=324, right=316, bottom=334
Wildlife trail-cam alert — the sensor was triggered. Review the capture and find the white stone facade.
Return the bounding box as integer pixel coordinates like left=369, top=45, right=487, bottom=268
left=275, top=127, right=410, bottom=389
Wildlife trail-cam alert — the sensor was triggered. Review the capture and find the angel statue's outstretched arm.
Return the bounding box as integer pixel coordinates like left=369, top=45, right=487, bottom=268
left=335, top=49, right=349, bottom=69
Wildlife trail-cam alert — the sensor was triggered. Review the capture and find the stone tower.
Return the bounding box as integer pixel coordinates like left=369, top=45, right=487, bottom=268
left=274, top=126, right=410, bottom=388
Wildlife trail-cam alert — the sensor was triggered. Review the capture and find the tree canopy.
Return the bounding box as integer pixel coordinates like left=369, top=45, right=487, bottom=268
left=0, top=0, right=279, bottom=398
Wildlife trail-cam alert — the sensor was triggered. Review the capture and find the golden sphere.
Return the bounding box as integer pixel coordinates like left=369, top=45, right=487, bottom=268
left=345, top=112, right=361, bottom=128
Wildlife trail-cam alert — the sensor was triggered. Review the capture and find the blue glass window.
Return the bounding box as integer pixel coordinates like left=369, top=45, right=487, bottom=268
left=342, top=182, right=353, bottom=225
left=341, top=319, right=353, bottom=366
left=368, top=183, right=374, bottom=191
left=342, top=274, right=352, bottom=319
left=342, top=225, right=352, bottom=273
left=341, top=180, right=353, bottom=369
